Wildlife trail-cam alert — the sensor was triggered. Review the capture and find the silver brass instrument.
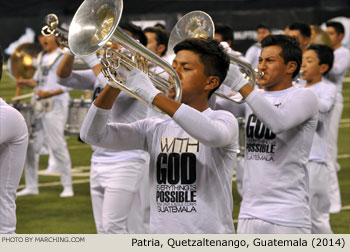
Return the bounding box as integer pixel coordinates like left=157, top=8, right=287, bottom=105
left=168, top=11, right=263, bottom=103
left=41, top=14, right=69, bottom=48
left=68, top=0, right=182, bottom=107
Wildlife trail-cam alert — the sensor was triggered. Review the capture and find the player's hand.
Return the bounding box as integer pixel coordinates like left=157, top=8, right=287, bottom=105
left=222, top=64, right=248, bottom=92
left=81, top=54, right=100, bottom=69
left=124, top=69, right=161, bottom=105
left=36, top=90, right=51, bottom=99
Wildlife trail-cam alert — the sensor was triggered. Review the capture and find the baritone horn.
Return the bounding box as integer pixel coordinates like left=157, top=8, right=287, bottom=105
left=168, top=11, right=261, bottom=103
left=68, top=0, right=182, bottom=107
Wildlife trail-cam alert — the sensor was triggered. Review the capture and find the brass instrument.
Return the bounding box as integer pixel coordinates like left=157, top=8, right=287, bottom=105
left=167, top=11, right=262, bottom=103
left=310, top=25, right=332, bottom=47
left=68, top=0, right=182, bottom=107
left=41, top=14, right=69, bottom=47
left=9, top=43, right=41, bottom=80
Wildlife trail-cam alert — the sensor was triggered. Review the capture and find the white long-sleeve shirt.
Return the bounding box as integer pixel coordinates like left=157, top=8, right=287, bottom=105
left=307, top=79, right=337, bottom=163
left=239, top=86, right=318, bottom=229
left=325, top=46, right=350, bottom=100
left=245, top=43, right=261, bottom=70
left=57, top=70, right=148, bottom=163
left=80, top=103, right=238, bottom=233
left=33, top=48, right=71, bottom=103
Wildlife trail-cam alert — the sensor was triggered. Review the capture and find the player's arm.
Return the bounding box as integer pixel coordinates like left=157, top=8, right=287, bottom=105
left=80, top=86, right=148, bottom=151
left=57, top=69, right=96, bottom=90
left=328, top=51, right=350, bottom=76
left=17, top=78, right=36, bottom=88
left=223, top=65, right=319, bottom=134
left=317, top=83, right=337, bottom=113
left=244, top=88, right=318, bottom=134
left=36, top=88, right=64, bottom=98
left=125, top=69, right=237, bottom=147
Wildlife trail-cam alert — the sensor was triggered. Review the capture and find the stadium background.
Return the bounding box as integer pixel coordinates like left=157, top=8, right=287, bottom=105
left=0, top=0, right=349, bottom=233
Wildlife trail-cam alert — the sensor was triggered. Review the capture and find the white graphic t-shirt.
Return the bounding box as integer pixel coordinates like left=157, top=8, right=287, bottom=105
left=81, top=103, right=238, bottom=233
left=239, top=86, right=318, bottom=229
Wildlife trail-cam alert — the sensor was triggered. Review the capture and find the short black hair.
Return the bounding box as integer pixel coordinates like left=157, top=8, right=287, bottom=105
left=257, top=24, right=271, bottom=32
left=261, top=34, right=302, bottom=79
left=173, top=38, right=230, bottom=98
left=144, top=26, right=169, bottom=56
left=119, top=21, right=148, bottom=46
left=326, top=21, right=345, bottom=35
left=0, top=45, right=3, bottom=81
left=215, top=23, right=234, bottom=43
left=154, top=23, right=166, bottom=30
left=306, top=44, right=334, bottom=75
left=289, top=22, right=311, bottom=38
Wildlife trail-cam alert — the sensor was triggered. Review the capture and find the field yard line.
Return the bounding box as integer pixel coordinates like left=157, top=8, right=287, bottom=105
left=339, top=124, right=350, bottom=128
left=232, top=206, right=350, bottom=223
left=68, top=145, right=91, bottom=150
left=338, top=154, right=350, bottom=159
left=341, top=205, right=350, bottom=211
left=17, top=179, right=90, bottom=189
left=340, top=118, right=350, bottom=123
left=344, top=77, right=350, bottom=82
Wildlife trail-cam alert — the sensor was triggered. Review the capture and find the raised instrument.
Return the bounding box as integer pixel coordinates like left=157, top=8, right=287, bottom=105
left=68, top=0, right=182, bottom=107
left=168, top=11, right=263, bottom=103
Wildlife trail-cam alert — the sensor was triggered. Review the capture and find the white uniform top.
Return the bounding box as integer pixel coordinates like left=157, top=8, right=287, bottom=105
left=0, top=98, right=28, bottom=233
left=33, top=48, right=70, bottom=103
left=307, top=79, right=337, bottom=163
left=239, top=86, right=318, bottom=229
left=81, top=103, right=238, bottom=233
left=325, top=46, right=350, bottom=100
left=57, top=70, right=148, bottom=163
left=245, top=43, right=261, bottom=70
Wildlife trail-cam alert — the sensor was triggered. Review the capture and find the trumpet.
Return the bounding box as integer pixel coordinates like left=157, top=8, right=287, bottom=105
left=41, top=14, right=69, bottom=48
left=168, top=11, right=262, bottom=103
left=68, top=0, right=182, bottom=107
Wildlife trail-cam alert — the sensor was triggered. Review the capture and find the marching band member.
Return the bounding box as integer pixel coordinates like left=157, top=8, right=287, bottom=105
left=0, top=46, right=29, bottom=233
left=16, top=34, right=73, bottom=198
left=301, top=44, right=336, bottom=233
left=224, top=35, right=318, bottom=234
left=325, top=21, right=350, bottom=213
left=80, top=38, right=239, bottom=233
left=214, top=23, right=247, bottom=62
left=245, top=24, right=271, bottom=70
left=56, top=23, right=150, bottom=234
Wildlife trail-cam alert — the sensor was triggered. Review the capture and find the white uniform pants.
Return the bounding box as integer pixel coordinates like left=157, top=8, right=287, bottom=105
left=327, top=98, right=343, bottom=213
left=24, top=101, right=72, bottom=189
left=0, top=139, right=27, bottom=234
left=307, top=161, right=332, bottom=233
left=237, top=218, right=311, bottom=234
left=90, top=159, right=149, bottom=234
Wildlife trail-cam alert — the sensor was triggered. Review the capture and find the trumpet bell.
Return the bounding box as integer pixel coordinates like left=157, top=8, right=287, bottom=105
left=68, top=0, right=123, bottom=56
left=167, top=11, right=214, bottom=61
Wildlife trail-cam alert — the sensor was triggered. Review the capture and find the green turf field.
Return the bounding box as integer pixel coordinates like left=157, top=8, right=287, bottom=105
left=0, top=66, right=349, bottom=234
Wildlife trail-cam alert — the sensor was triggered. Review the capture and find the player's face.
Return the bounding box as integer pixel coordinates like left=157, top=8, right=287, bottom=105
left=257, top=28, right=271, bottom=43
left=326, top=27, right=342, bottom=48
left=301, top=49, right=324, bottom=84
left=145, top=32, right=159, bottom=55
left=258, top=45, right=292, bottom=90
left=214, top=33, right=223, bottom=42
left=287, top=30, right=309, bottom=52
left=42, top=35, right=58, bottom=53
left=171, top=50, right=212, bottom=104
